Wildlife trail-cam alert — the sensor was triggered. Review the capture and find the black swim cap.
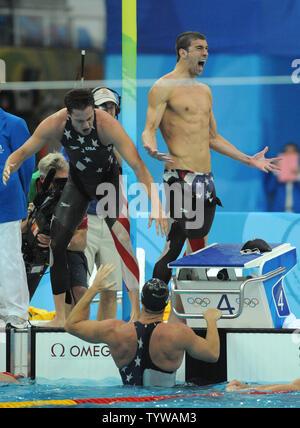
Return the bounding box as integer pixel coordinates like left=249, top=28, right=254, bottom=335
left=141, top=278, right=169, bottom=312
left=241, top=238, right=272, bottom=253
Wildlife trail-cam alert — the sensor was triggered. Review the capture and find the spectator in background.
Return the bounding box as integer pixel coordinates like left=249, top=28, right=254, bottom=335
left=0, top=106, right=35, bottom=328
left=265, top=143, right=300, bottom=213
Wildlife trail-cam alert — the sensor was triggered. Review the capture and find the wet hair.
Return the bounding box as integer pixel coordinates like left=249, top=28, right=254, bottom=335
left=141, top=278, right=169, bottom=313
left=175, top=31, right=206, bottom=62
left=64, top=88, right=95, bottom=114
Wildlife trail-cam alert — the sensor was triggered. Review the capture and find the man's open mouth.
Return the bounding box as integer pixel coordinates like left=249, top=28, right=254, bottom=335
left=198, top=61, right=205, bottom=67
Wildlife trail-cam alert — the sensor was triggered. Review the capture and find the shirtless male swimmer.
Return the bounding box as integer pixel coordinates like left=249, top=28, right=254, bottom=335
left=142, top=31, right=280, bottom=286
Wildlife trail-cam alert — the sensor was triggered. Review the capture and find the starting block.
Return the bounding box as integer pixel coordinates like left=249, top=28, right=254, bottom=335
left=169, top=243, right=297, bottom=328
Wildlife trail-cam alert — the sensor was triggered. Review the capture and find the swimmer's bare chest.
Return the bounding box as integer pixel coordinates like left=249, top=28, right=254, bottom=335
left=160, top=85, right=212, bottom=172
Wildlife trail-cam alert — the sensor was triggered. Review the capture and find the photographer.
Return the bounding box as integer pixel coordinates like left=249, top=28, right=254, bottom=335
left=23, top=153, right=88, bottom=325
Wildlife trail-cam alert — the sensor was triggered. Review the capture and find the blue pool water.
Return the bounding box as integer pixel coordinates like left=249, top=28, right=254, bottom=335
left=0, top=378, right=299, bottom=408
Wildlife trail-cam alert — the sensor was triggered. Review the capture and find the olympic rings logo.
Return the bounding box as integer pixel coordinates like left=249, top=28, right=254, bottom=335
left=236, top=297, right=260, bottom=308
left=187, top=297, right=211, bottom=307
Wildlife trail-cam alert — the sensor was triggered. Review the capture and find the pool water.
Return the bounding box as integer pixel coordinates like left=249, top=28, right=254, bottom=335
left=0, top=378, right=299, bottom=408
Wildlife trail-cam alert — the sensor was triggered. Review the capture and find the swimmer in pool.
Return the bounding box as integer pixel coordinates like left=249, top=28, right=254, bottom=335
left=0, top=372, right=20, bottom=384
left=226, top=378, right=300, bottom=392
left=65, top=263, right=222, bottom=387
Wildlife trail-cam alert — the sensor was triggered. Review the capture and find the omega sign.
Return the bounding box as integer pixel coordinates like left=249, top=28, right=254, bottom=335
left=50, top=343, right=110, bottom=358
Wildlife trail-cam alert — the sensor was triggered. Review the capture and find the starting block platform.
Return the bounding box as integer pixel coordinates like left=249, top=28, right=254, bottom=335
left=169, top=242, right=297, bottom=328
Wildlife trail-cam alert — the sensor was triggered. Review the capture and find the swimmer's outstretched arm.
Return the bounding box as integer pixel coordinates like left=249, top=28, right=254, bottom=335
left=2, top=112, right=63, bottom=185
left=208, top=97, right=280, bottom=173
left=65, top=264, right=124, bottom=345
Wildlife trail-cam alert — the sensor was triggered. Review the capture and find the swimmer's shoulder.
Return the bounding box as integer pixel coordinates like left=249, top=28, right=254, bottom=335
left=151, top=72, right=179, bottom=90
left=153, top=73, right=212, bottom=92
left=39, top=108, right=67, bottom=129
left=149, top=73, right=178, bottom=103
left=199, top=81, right=213, bottom=97
left=33, top=108, right=67, bottom=140
left=154, top=320, right=192, bottom=341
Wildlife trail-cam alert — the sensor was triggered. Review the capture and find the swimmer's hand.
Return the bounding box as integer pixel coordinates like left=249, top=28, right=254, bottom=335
left=148, top=209, right=168, bottom=237
left=90, top=264, right=117, bottom=292
left=202, top=308, right=222, bottom=322
left=2, top=160, right=17, bottom=185
left=144, top=143, right=174, bottom=163
left=249, top=146, right=281, bottom=173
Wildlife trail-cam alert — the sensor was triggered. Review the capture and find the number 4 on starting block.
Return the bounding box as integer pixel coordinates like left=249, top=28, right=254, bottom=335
left=217, top=294, right=235, bottom=315
left=272, top=280, right=290, bottom=317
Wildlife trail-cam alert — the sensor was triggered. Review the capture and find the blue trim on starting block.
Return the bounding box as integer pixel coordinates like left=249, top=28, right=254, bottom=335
left=261, top=248, right=296, bottom=327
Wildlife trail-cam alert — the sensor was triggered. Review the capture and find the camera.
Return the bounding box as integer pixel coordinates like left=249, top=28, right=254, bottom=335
left=22, top=168, right=67, bottom=299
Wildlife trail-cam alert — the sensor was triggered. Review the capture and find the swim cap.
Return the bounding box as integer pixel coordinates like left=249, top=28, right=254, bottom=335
left=241, top=238, right=272, bottom=253
left=141, top=278, right=169, bottom=312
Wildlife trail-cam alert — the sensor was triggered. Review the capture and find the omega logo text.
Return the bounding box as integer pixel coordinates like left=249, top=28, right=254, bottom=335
left=51, top=343, right=110, bottom=358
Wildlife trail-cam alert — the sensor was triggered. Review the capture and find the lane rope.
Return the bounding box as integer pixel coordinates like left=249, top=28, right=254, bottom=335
left=0, top=390, right=288, bottom=408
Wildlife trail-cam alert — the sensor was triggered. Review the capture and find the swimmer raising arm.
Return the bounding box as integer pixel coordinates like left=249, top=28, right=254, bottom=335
left=143, top=32, right=281, bottom=175
left=208, top=105, right=280, bottom=173
left=64, top=264, right=124, bottom=344
left=142, top=31, right=281, bottom=286
left=65, top=265, right=223, bottom=388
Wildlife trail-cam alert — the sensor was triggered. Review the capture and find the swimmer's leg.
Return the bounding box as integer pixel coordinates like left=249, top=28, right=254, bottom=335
left=168, top=236, right=207, bottom=324
left=153, top=219, right=187, bottom=324
left=186, top=236, right=207, bottom=255
left=153, top=219, right=186, bottom=284
left=43, top=178, right=89, bottom=327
